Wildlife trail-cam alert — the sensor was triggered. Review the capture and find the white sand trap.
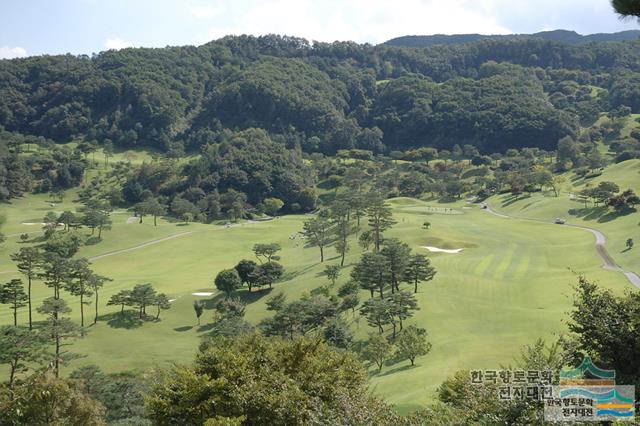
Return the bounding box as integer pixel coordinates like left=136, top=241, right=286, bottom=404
left=22, top=222, right=45, bottom=226
left=422, top=246, right=463, bottom=254
left=168, top=299, right=176, bottom=302
left=192, top=292, right=213, bottom=296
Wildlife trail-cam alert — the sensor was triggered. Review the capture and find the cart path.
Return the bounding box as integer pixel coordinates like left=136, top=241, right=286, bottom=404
left=87, top=219, right=263, bottom=262
left=483, top=204, right=640, bottom=289
left=88, top=231, right=194, bottom=261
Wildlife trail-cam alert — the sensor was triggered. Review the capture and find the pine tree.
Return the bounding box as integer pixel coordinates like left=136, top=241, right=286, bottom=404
left=11, top=247, right=41, bottom=329
left=403, top=253, right=437, bottom=293
left=0, top=279, right=28, bottom=326
left=366, top=196, right=396, bottom=252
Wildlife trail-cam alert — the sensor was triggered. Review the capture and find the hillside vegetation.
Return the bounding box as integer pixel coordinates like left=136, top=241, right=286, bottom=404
left=1, top=35, right=640, bottom=156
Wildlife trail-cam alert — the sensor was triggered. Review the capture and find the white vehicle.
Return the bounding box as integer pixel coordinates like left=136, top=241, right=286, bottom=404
left=554, top=218, right=566, bottom=224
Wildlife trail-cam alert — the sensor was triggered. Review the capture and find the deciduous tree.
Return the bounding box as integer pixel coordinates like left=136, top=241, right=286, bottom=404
left=324, top=264, right=341, bottom=286
left=0, top=326, right=49, bottom=392
left=363, top=333, right=393, bottom=372
left=215, top=269, right=241, bottom=298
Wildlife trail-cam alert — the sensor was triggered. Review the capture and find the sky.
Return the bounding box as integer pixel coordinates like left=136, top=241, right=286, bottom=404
left=1, top=0, right=638, bottom=59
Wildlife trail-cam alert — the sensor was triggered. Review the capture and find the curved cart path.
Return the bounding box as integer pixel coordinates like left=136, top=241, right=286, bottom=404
left=483, top=204, right=640, bottom=289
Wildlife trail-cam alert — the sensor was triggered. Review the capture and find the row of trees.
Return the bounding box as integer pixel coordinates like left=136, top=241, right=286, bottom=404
left=576, top=180, right=640, bottom=212
left=107, top=284, right=171, bottom=319
left=214, top=243, right=287, bottom=297
left=44, top=200, right=113, bottom=239
left=10, top=247, right=111, bottom=328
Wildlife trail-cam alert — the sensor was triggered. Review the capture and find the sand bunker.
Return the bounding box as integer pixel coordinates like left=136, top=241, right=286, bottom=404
left=422, top=246, right=463, bottom=254
left=192, top=292, right=213, bottom=296
left=21, top=222, right=45, bottom=226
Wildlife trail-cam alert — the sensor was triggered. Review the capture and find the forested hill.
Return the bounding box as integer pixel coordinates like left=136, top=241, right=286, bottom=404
left=1, top=34, right=640, bottom=155
left=383, top=30, right=640, bottom=47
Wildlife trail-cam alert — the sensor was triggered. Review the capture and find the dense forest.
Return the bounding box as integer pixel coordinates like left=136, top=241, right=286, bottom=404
left=1, top=34, right=640, bottom=157
left=2, top=34, right=640, bottom=216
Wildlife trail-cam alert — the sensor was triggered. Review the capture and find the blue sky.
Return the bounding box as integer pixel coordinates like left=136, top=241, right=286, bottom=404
left=1, top=0, right=638, bottom=58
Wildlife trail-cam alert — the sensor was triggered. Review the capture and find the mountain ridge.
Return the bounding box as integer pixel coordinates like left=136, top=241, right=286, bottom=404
left=382, top=29, right=640, bottom=47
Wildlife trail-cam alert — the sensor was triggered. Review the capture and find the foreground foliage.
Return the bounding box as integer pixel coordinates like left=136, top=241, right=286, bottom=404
left=145, top=333, right=401, bottom=425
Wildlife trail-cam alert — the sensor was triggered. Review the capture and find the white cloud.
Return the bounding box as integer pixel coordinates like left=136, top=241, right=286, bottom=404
left=0, top=46, right=27, bottom=59
left=202, top=0, right=512, bottom=44
left=191, top=5, right=223, bottom=19
left=195, top=0, right=639, bottom=45
left=104, top=37, right=134, bottom=50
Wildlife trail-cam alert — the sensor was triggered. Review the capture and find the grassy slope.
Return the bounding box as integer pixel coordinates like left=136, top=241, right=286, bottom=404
left=368, top=198, right=629, bottom=412
left=488, top=159, right=640, bottom=273
left=0, top=161, right=637, bottom=413
left=0, top=196, right=632, bottom=413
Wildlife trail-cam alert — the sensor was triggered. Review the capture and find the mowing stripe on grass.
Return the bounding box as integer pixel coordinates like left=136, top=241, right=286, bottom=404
left=505, top=243, right=526, bottom=279
left=483, top=251, right=504, bottom=280
left=493, top=243, right=516, bottom=280
left=514, top=250, right=531, bottom=280
left=474, top=254, right=494, bottom=276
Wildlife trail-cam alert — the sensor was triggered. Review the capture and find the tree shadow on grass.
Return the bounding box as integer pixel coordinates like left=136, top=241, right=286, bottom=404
left=500, top=194, right=531, bottom=208
left=375, top=364, right=417, bottom=377
left=174, top=325, right=194, bottom=332
left=598, top=208, right=636, bottom=223
left=281, top=263, right=316, bottom=281
left=196, top=322, right=217, bottom=333
left=200, top=294, right=226, bottom=310
left=571, top=206, right=636, bottom=223
left=101, top=310, right=144, bottom=329
left=200, top=288, right=273, bottom=311
left=237, top=287, right=273, bottom=304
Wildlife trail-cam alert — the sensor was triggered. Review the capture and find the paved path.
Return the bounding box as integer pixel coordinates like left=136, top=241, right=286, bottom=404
left=89, top=231, right=193, bottom=261
left=88, top=219, right=262, bottom=261
left=482, top=204, right=640, bottom=289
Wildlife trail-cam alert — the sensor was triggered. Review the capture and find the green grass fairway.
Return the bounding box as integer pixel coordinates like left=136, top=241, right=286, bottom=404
left=489, top=159, right=640, bottom=273
left=0, top=183, right=635, bottom=412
